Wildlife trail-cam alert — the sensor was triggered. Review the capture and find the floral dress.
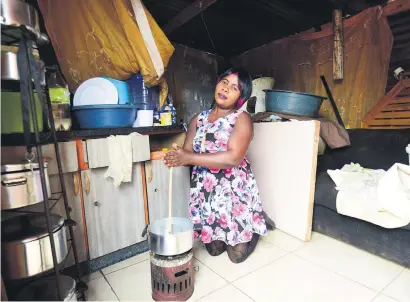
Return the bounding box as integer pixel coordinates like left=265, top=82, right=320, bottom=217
left=189, top=109, right=267, bottom=246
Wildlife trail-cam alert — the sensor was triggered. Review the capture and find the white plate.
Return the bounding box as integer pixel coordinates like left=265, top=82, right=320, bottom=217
left=73, top=77, right=118, bottom=106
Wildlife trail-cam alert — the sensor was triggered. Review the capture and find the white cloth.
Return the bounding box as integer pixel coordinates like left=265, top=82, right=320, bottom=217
left=327, top=163, right=410, bottom=229
left=104, top=134, right=134, bottom=187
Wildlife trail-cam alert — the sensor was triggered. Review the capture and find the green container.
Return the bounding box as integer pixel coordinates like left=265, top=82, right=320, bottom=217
left=1, top=91, right=44, bottom=134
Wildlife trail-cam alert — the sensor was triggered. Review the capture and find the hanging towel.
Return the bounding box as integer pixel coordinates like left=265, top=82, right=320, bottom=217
left=104, top=134, right=133, bottom=187
left=328, top=163, right=410, bottom=229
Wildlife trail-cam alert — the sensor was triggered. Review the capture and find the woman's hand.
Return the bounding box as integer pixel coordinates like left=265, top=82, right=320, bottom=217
left=164, top=144, right=191, bottom=167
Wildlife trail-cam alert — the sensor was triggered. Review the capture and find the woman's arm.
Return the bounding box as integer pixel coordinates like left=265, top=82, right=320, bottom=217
left=182, top=114, right=199, bottom=152
left=165, top=112, right=253, bottom=169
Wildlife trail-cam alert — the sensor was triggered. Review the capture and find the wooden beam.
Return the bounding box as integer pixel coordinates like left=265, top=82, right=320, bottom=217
left=163, top=0, right=218, bottom=34
left=333, top=9, right=344, bottom=80
left=383, top=0, right=410, bottom=17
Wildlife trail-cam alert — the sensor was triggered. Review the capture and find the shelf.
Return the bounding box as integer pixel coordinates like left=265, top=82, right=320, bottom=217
left=1, top=125, right=185, bottom=146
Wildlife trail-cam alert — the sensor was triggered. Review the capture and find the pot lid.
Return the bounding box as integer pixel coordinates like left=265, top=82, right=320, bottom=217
left=1, top=213, right=64, bottom=243
left=14, top=275, right=76, bottom=301
left=1, top=162, right=48, bottom=174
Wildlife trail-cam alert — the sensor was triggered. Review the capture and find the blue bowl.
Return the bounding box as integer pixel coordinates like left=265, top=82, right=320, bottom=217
left=100, top=77, right=131, bottom=105
left=264, top=90, right=326, bottom=117
left=72, top=105, right=137, bottom=129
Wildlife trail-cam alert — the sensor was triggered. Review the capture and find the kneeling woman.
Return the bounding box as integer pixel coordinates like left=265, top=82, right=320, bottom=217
left=164, top=68, right=272, bottom=264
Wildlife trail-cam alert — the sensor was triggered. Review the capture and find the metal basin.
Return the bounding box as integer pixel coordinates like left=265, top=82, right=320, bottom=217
left=264, top=89, right=326, bottom=117
left=148, top=217, right=194, bottom=256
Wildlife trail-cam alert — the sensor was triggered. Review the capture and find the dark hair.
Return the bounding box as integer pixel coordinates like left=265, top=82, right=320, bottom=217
left=217, top=67, right=252, bottom=108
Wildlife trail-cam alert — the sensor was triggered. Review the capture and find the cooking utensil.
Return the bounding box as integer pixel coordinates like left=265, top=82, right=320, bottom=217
left=146, top=167, right=194, bottom=256
left=264, top=89, right=326, bottom=117
left=1, top=213, right=69, bottom=280
left=1, top=162, right=51, bottom=210
left=0, top=0, right=48, bottom=44
left=14, top=275, right=77, bottom=301
left=1, top=47, right=45, bottom=85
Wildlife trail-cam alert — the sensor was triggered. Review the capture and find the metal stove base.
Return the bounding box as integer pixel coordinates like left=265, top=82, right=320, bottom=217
left=151, top=250, right=194, bottom=301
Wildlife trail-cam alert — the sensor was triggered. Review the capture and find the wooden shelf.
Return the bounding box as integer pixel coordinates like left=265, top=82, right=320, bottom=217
left=1, top=125, right=184, bottom=146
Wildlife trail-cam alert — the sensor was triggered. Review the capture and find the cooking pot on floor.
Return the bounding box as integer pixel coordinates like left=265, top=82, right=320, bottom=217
left=1, top=213, right=69, bottom=280
left=1, top=162, right=51, bottom=210
left=14, top=275, right=77, bottom=301
left=144, top=217, right=197, bottom=256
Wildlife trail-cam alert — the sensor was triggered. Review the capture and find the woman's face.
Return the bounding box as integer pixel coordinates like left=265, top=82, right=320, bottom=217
left=214, top=73, right=241, bottom=109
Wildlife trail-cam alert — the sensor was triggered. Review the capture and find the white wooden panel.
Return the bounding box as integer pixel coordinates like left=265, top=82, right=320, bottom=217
left=146, top=160, right=190, bottom=223
left=82, top=164, right=146, bottom=259
left=1, top=142, right=78, bottom=175
left=86, top=134, right=150, bottom=169
left=248, top=121, right=320, bottom=242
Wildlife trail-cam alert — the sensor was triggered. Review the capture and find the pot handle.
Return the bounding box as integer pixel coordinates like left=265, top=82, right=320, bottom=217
left=1, top=177, right=27, bottom=187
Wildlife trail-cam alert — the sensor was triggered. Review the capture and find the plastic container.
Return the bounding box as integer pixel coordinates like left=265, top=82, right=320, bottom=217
left=264, top=89, right=326, bottom=117
left=48, top=69, right=70, bottom=104
left=406, top=144, right=410, bottom=165
left=101, top=77, right=131, bottom=105
left=51, top=103, right=72, bottom=131
left=126, top=74, right=159, bottom=109
left=72, top=105, right=137, bottom=129
left=1, top=91, right=44, bottom=134
left=133, top=110, right=153, bottom=127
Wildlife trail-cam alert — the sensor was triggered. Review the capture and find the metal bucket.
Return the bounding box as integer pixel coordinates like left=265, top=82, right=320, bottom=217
left=148, top=217, right=194, bottom=256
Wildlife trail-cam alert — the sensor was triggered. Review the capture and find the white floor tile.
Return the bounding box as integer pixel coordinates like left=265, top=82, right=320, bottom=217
left=86, top=277, right=118, bottom=301
left=83, top=270, right=103, bottom=282
left=261, top=229, right=324, bottom=252
left=372, top=294, right=399, bottom=302
left=233, top=254, right=377, bottom=302
left=105, top=257, right=227, bottom=302
left=382, top=269, right=410, bottom=302
left=105, top=260, right=153, bottom=301
left=294, top=235, right=404, bottom=291
left=196, top=284, right=253, bottom=302
left=102, top=252, right=150, bottom=274
left=193, top=239, right=287, bottom=282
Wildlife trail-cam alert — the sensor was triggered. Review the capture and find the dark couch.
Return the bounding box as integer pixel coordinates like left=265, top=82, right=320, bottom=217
left=313, top=129, right=410, bottom=268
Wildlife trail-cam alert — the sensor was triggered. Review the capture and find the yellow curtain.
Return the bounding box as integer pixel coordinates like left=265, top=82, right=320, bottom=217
left=233, top=7, right=393, bottom=128
left=38, top=0, right=175, bottom=106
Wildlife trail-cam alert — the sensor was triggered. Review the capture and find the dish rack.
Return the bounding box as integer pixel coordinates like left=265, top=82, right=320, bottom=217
left=1, top=9, right=87, bottom=302
left=362, top=72, right=410, bottom=129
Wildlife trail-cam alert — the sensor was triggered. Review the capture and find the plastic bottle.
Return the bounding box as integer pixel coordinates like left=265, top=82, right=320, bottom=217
left=159, top=95, right=177, bottom=126
left=48, top=67, right=71, bottom=131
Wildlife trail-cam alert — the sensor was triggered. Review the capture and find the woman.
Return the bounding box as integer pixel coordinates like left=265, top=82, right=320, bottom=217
left=164, top=68, right=273, bottom=264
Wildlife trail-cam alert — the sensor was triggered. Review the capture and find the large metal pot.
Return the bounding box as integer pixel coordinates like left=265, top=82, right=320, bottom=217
left=1, top=163, right=51, bottom=210
left=0, top=0, right=48, bottom=44
left=14, top=275, right=77, bottom=301
left=147, top=217, right=194, bottom=256
left=1, top=213, right=69, bottom=280
left=1, top=47, right=46, bottom=85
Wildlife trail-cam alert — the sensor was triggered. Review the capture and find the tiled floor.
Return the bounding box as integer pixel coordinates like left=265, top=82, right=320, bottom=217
left=85, top=230, right=410, bottom=301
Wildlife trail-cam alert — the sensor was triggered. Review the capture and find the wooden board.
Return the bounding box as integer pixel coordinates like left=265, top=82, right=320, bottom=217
left=145, top=160, right=190, bottom=223
left=248, top=121, right=320, bottom=241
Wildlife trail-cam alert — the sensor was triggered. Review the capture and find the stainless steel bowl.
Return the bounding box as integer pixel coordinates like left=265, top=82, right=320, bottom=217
left=148, top=217, right=194, bottom=256
left=1, top=213, right=69, bottom=280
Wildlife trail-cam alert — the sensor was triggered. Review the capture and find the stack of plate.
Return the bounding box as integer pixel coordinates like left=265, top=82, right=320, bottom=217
left=72, top=77, right=137, bottom=129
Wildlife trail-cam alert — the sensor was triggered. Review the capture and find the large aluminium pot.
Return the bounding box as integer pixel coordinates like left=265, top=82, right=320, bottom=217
left=14, top=275, right=77, bottom=301
left=147, top=217, right=194, bottom=256
left=1, top=163, right=51, bottom=210
left=1, top=46, right=46, bottom=85
left=1, top=213, right=69, bottom=280
left=0, top=0, right=48, bottom=44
